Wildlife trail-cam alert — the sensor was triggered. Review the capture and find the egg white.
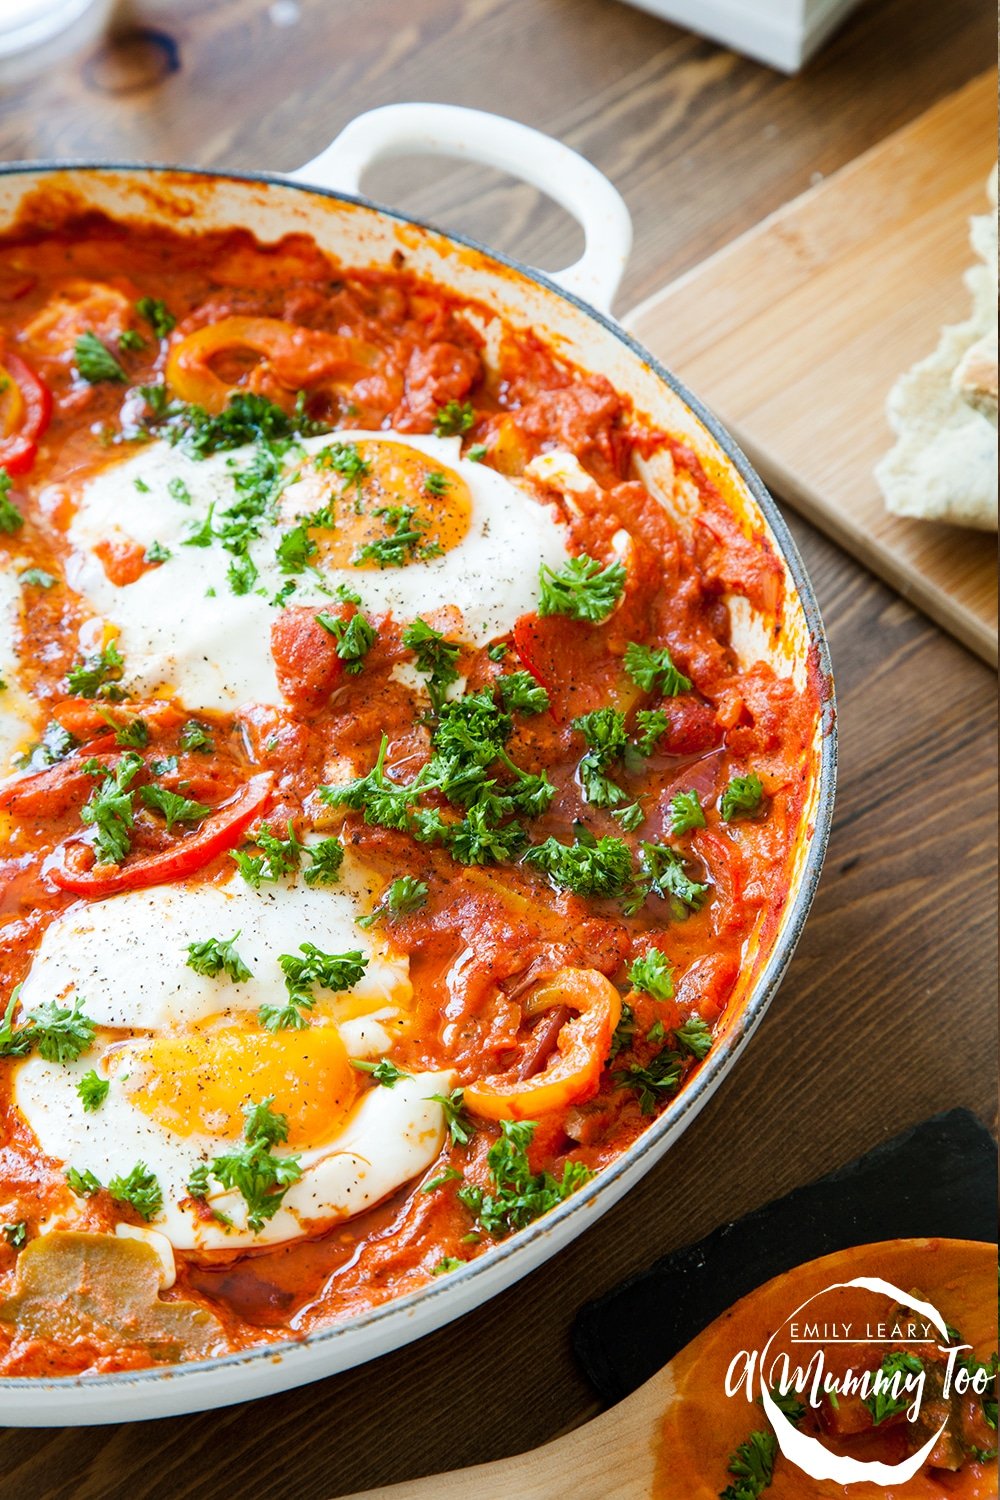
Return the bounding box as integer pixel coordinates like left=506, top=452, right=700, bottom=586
left=13, top=854, right=452, bottom=1252
left=18, top=858, right=410, bottom=1051
left=65, top=431, right=570, bottom=713
left=15, top=1048, right=452, bottom=1252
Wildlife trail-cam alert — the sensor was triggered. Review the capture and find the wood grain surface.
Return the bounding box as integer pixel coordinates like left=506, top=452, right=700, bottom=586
left=0, top=2, right=996, bottom=1497
left=627, top=72, right=999, bottom=667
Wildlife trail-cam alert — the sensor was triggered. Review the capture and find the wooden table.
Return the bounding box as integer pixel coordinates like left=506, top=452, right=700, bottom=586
left=0, top=1, right=995, bottom=1494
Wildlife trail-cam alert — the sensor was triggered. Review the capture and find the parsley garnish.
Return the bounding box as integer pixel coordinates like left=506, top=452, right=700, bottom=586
left=19, top=568, right=55, bottom=589
left=768, top=1385, right=806, bottom=1424
left=303, top=838, right=344, bottom=886
left=180, top=718, right=213, bottom=753
left=627, top=949, right=674, bottom=1001
left=144, top=540, right=171, bottom=564
left=202, top=1097, right=302, bottom=1233
left=74, top=331, right=126, bottom=384
left=402, top=617, right=461, bottom=711
left=433, top=400, right=474, bottom=436
left=537, top=554, right=626, bottom=622
left=140, top=784, right=210, bottom=833
left=145, top=389, right=327, bottom=458
left=354, top=504, right=436, bottom=568
left=2, top=1221, right=26, bottom=1249
left=81, top=751, right=143, bottom=864
left=66, top=640, right=125, bottom=700
left=498, top=671, right=549, bottom=716
left=0, top=471, right=22, bottom=534
left=316, top=609, right=377, bottom=673
left=467, top=443, right=488, bottom=463
left=66, top=1166, right=102, bottom=1198
left=108, top=1162, right=163, bottom=1222
left=674, top=1015, right=712, bottom=1060
left=186, top=932, right=252, bottom=983
left=135, top=296, right=176, bottom=338
left=15, top=720, right=77, bottom=772
left=634, top=708, right=669, bottom=755
left=720, top=1429, right=777, bottom=1500
left=669, top=789, right=705, bottom=834
left=623, top=641, right=692, bottom=697
left=231, top=820, right=303, bottom=888
left=424, top=470, right=449, bottom=498
left=182, top=503, right=214, bottom=546
left=524, top=832, right=633, bottom=898
left=429, top=1088, right=475, bottom=1146
left=21, top=997, right=96, bottom=1064
left=260, top=943, right=368, bottom=1031
left=457, top=1119, right=592, bottom=1235
left=625, top=841, right=709, bottom=918
left=720, top=773, right=765, bottom=822
left=315, top=440, right=370, bottom=487
left=863, top=1351, right=923, bottom=1426
left=351, top=1058, right=411, bottom=1087
left=614, top=1047, right=683, bottom=1113
left=276, top=523, right=316, bottom=574
left=573, top=707, right=629, bottom=809
left=76, top=1069, right=110, bottom=1111
left=432, top=1256, right=465, bottom=1275
left=357, top=875, right=429, bottom=930
left=118, top=329, right=145, bottom=353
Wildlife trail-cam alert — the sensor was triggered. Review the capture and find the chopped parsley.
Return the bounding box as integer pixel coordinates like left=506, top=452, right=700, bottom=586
left=467, top=443, right=488, bottom=463
left=402, top=617, right=461, bottom=711
left=180, top=718, right=213, bottom=753
left=431, top=1256, right=465, bottom=1275
left=457, top=1118, right=592, bottom=1236
left=357, top=875, right=429, bottom=930
left=720, top=772, right=765, bottom=822
left=260, top=943, right=368, bottom=1031
left=66, top=640, right=125, bottom=699
left=627, top=949, right=674, bottom=1001
left=117, top=329, right=145, bottom=353
left=135, top=296, right=176, bottom=338
left=275, top=522, right=316, bottom=574
left=139, top=784, right=210, bottom=833
left=316, top=609, right=377, bottom=674
left=182, top=503, right=214, bottom=546
left=634, top=708, right=669, bottom=756
left=76, top=1069, right=110, bottom=1111
left=669, top=788, right=706, bottom=834
left=66, top=1166, right=102, bottom=1198
left=81, top=751, right=143, bottom=864
left=108, top=1161, right=164, bottom=1222
left=14, top=721, right=77, bottom=771
left=863, top=1351, right=923, bottom=1426
left=303, top=838, right=345, bottom=887
left=537, top=554, right=626, bottom=623
left=134, top=476, right=151, bottom=494
left=144, top=539, right=171, bottom=564
left=614, top=1047, right=682, bottom=1113
left=428, top=1088, right=475, bottom=1146
left=720, top=1429, right=777, bottom=1500
left=524, top=831, right=633, bottom=899
left=424, top=470, right=449, bottom=498
left=21, top=997, right=96, bottom=1064
left=198, top=1097, right=302, bottom=1234
left=674, top=1015, right=713, bottom=1060
left=0, top=471, right=22, bottom=534
left=612, top=802, right=644, bottom=833
left=315, top=440, right=370, bottom=488
left=144, top=389, right=327, bottom=459
left=623, top=641, right=692, bottom=697
left=350, top=1057, right=411, bottom=1087
left=625, top=841, right=709, bottom=919
left=186, top=932, right=252, bottom=983
left=2, top=1221, right=26, bottom=1249
left=231, top=821, right=303, bottom=888
left=18, top=568, right=55, bottom=589
left=433, top=400, right=474, bottom=436
left=74, top=330, right=126, bottom=384
left=98, top=710, right=149, bottom=748
left=353, top=504, right=438, bottom=568
left=573, top=707, right=629, bottom=809
left=498, top=671, right=549, bottom=716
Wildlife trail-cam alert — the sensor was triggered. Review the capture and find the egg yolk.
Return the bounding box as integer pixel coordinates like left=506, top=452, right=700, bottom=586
left=284, top=439, right=471, bottom=569
left=109, top=1025, right=358, bottom=1147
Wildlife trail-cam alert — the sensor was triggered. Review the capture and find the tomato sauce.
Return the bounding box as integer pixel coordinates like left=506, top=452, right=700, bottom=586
left=0, top=207, right=820, bottom=1375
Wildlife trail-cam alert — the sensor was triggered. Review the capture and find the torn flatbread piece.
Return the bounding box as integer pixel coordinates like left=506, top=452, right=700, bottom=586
left=875, top=164, right=998, bottom=530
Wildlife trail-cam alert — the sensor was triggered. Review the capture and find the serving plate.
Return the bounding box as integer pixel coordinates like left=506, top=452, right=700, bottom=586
left=0, top=103, right=836, bottom=1424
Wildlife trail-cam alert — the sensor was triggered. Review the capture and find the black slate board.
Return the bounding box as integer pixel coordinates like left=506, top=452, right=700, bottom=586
left=573, top=1109, right=998, bottom=1406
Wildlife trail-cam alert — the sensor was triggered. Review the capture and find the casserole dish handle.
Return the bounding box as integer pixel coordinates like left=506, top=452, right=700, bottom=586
left=289, top=103, right=632, bottom=315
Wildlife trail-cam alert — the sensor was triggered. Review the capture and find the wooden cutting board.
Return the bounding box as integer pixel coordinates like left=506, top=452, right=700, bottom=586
left=625, top=72, right=998, bottom=667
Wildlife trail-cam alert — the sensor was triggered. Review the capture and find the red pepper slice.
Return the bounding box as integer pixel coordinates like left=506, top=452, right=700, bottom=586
left=46, top=772, right=273, bottom=896
left=0, top=740, right=117, bottom=819
left=0, top=351, right=52, bottom=476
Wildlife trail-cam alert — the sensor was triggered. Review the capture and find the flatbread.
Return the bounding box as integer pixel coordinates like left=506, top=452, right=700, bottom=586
left=875, top=165, right=998, bottom=531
